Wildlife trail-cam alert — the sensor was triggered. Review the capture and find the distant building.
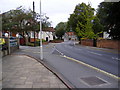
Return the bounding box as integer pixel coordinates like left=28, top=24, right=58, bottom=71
left=30, top=27, right=55, bottom=42
left=103, top=32, right=111, bottom=39
left=64, top=31, right=78, bottom=41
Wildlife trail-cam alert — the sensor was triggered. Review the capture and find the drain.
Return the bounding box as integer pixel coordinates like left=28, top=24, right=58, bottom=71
left=80, top=76, right=108, bottom=86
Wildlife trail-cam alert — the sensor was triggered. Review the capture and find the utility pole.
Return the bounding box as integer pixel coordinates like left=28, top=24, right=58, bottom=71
left=33, top=1, right=36, bottom=47
left=40, top=0, right=43, bottom=60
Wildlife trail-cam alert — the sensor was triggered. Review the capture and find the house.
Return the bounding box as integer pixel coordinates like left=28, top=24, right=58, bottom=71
left=42, top=27, right=55, bottom=41
left=64, top=31, right=78, bottom=41
left=30, top=27, right=55, bottom=42
left=103, top=32, right=111, bottom=39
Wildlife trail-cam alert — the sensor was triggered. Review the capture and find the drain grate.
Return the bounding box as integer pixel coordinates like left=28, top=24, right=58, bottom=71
left=80, top=76, right=107, bottom=86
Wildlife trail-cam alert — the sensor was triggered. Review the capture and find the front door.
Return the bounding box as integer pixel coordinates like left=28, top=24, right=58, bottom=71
left=46, top=37, right=48, bottom=42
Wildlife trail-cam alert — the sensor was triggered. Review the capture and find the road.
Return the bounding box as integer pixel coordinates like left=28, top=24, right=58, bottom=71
left=14, top=41, right=119, bottom=88
left=55, top=41, right=119, bottom=77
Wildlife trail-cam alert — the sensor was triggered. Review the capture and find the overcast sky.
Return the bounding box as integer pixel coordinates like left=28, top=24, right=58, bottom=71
left=0, top=0, right=104, bottom=27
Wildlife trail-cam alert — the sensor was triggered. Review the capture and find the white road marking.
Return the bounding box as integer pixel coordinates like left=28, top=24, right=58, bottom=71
left=54, top=48, right=64, bottom=56
left=87, top=51, right=102, bottom=56
left=112, top=57, right=120, bottom=61
left=55, top=47, right=120, bottom=79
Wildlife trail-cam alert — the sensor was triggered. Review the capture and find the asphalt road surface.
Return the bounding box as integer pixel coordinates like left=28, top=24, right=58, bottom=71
left=16, top=42, right=119, bottom=88
left=55, top=41, right=119, bottom=77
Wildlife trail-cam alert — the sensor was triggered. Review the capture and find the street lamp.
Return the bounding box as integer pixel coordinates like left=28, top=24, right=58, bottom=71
left=40, top=0, right=43, bottom=60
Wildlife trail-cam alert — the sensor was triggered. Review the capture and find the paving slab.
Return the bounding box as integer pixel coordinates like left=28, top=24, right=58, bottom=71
left=2, top=55, right=68, bottom=88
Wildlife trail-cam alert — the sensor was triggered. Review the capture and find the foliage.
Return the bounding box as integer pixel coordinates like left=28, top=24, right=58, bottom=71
left=36, top=39, right=46, bottom=42
left=55, top=22, right=67, bottom=39
left=27, top=42, right=35, bottom=46
left=67, top=3, right=95, bottom=39
left=92, top=16, right=103, bottom=38
left=97, top=2, right=120, bottom=40
left=67, top=3, right=104, bottom=40
left=2, top=6, right=33, bottom=33
left=2, top=6, right=51, bottom=34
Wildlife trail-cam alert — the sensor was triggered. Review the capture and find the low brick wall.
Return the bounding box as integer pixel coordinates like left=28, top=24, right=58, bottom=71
left=81, top=39, right=120, bottom=50
left=97, top=39, right=120, bottom=50
left=49, top=40, right=64, bottom=43
left=81, top=39, right=93, bottom=46
left=30, top=38, right=36, bottom=42
left=43, top=42, right=49, bottom=45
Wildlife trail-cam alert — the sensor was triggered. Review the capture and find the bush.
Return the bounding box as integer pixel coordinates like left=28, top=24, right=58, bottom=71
left=81, top=38, right=88, bottom=40
left=36, top=39, right=46, bottom=42
left=27, top=42, right=34, bottom=46
left=36, top=39, right=46, bottom=46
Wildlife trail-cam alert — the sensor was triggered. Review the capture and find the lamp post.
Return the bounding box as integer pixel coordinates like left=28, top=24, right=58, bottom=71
left=40, top=0, right=43, bottom=60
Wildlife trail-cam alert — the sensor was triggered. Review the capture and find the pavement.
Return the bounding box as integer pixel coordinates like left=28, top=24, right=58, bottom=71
left=2, top=54, right=68, bottom=88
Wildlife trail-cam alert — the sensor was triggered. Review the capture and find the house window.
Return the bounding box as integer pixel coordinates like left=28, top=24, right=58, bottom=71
left=31, top=31, right=34, bottom=38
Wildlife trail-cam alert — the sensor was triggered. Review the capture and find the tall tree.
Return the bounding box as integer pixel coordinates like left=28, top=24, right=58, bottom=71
left=55, top=22, right=67, bottom=39
left=97, top=2, right=120, bottom=40
left=67, top=3, right=95, bottom=39
left=92, top=16, right=103, bottom=36
left=2, top=6, right=33, bottom=33
left=2, top=6, right=51, bottom=36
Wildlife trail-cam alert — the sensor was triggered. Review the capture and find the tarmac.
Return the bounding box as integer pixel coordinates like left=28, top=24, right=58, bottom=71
left=2, top=54, right=68, bottom=88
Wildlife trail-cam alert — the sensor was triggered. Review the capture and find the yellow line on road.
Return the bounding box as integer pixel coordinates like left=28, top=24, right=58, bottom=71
left=63, top=55, right=120, bottom=80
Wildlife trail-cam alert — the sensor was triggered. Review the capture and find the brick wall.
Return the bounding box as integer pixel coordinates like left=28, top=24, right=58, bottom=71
left=81, top=39, right=120, bottom=50
left=30, top=38, right=36, bottom=42
left=97, top=39, right=120, bottom=50
left=81, top=39, right=93, bottom=46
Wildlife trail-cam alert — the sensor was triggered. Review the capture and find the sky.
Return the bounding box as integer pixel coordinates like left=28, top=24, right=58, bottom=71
left=0, top=0, right=104, bottom=27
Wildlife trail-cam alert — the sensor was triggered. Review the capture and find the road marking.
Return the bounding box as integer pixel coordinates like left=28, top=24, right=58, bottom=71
left=62, top=55, right=120, bottom=80
left=54, top=48, right=64, bottom=56
left=55, top=47, right=120, bottom=79
left=87, top=51, right=102, bottom=56
left=112, top=57, right=120, bottom=61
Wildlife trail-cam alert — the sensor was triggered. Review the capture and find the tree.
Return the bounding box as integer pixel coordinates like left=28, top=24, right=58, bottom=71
left=2, top=6, right=33, bottom=33
left=55, top=22, right=67, bottom=39
left=67, top=3, right=95, bottom=39
left=92, top=16, right=103, bottom=46
left=97, top=2, right=120, bottom=40
left=2, top=6, right=51, bottom=36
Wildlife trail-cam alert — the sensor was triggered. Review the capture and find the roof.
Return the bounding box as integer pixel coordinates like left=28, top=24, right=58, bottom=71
left=42, top=27, right=55, bottom=32
left=66, top=31, right=76, bottom=36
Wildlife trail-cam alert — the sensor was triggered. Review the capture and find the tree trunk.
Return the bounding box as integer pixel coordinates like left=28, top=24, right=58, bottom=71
left=93, top=38, right=97, bottom=47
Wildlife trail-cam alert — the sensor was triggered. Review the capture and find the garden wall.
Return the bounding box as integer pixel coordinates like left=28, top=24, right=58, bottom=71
left=81, top=39, right=120, bottom=50
left=81, top=39, right=93, bottom=46
left=97, top=39, right=120, bottom=50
